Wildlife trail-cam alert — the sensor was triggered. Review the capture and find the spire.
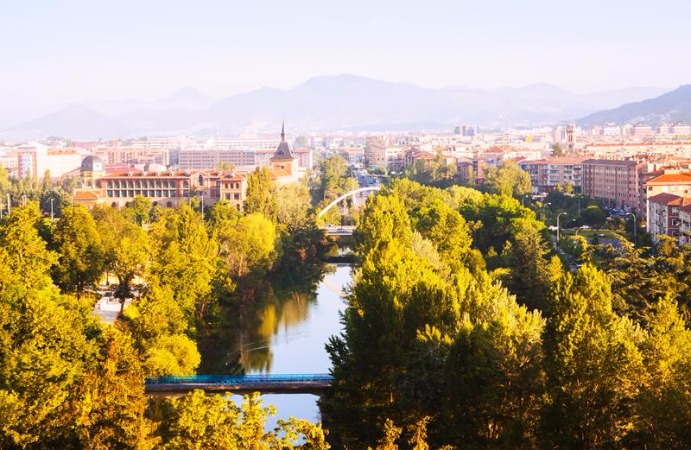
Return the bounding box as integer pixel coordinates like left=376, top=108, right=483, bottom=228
left=280, top=121, right=285, bottom=142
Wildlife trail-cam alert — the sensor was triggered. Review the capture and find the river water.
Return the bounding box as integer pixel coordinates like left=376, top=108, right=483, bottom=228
left=229, top=263, right=351, bottom=423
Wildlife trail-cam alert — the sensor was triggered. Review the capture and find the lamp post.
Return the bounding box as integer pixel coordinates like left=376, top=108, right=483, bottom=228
left=50, top=198, right=54, bottom=221
left=557, top=212, right=567, bottom=248
left=626, top=212, right=637, bottom=246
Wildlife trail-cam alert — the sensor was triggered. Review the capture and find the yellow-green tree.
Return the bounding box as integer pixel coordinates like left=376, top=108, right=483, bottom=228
left=542, top=265, right=643, bottom=449
left=50, top=204, right=105, bottom=298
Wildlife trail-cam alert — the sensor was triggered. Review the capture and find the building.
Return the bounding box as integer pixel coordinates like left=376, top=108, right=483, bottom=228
left=72, top=126, right=300, bottom=209
left=268, top=122, right=300, bottom=186
left=679, top=204, right=691, bottom=244
left=646, top=193, right=691, bottom=238
left=74, top=155, right=247, bottom=210
left=581, top=159, right=642, bottom=212
left=518, top=157, right=584, bottom=193
left=566, top=124, right=575, bottom=154
left=339, top=147, right=365, bottom=165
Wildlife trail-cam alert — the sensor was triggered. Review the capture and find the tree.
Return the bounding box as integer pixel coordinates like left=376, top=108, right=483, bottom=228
left=50, top=205, right=105, bottom=298
left=633, top=295, right=691, bottom=448
left=319, top=154, right=351, bottom=201
left=94, top=205, right=150, bottom=305
left=126, top=195, right=153, bottom=226
left=542, top=265, right=643, bottom=449
left=244, top=166, right=277, bottom=220
left=0, top=202, right=57, bottom=292
left=157, top=391, right=329, bottom=449
left=73, top=327, right=156, bottom=449
left=276, top=182, right=312, bottom=232
left=552, top=142, right=564, bottom=157
left=216, top=213, right=278, bottom=278
left=484, top=161, right=532, bottom=198
left=215, top=161, right=236, bottom=172
left=504, top=219, right=561, bottom=311
left=580, top=205, right=607, bottom=228
left=149, top=203, right=218, bottom=323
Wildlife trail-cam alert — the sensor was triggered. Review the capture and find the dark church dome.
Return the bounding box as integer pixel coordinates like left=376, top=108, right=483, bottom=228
left=80, top=155, right=104, bottom=172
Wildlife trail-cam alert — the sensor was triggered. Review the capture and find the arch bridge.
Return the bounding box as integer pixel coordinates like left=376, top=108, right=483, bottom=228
left=316, top=186, right=381, bottom=220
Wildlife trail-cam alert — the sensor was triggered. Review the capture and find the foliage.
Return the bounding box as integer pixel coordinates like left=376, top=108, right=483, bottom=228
left=542, top=265, right=643, bottom=449
left=50, top=205, right=105, bottom=298
left=484, top=161, right=531, bottom=198
left=244, top=166, right=277, bottom=220
left=156, top=391, right=329, bottom=449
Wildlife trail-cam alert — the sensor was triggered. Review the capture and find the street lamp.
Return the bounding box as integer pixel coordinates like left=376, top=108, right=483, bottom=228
left=50, top=198, right=54, bottom=221
left=626, top=212, right=637, bottom=246
left=557, top=212, right=568, bottom=247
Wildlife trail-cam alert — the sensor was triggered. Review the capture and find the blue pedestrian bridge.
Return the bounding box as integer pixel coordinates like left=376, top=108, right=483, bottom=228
left=145, top=373, right=334, bottom=395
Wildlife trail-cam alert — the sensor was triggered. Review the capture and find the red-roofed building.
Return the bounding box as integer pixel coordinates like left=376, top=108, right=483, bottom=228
left=74, top=165, right=247, bottom=210
left=519, top=157, right=585, bottom=193
left=647, top=192, right=691, bottom=238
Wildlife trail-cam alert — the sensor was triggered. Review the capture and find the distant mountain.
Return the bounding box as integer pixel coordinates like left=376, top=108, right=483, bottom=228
left=0, top=76, right=675, bottom=139
left=1, top=106, right=137, bottom=140
left=579, top=85, right=691, bottom=126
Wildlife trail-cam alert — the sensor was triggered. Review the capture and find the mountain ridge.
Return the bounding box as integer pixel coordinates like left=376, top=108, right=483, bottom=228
left=1, top=75, right=673, bottom=140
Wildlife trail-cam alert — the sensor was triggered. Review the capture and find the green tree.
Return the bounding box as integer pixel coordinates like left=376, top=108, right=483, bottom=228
left=127, top=195, right=153, bottom=226
left=0, top=202, right=57, bottom=292
left=552, top=143, right=564, bottom=157
left=50, top=205, right=105, bottom=298
left=276, top=182, right=313, bottom=233
left=633, top=295, right=691, bottom=448
left=542, top=265, right=643, bottom=449
left=580, top=205, right=607, bottom=228
left=149, top=204, right=218, bottom=323
left=215, top=161, right=236, bottom=172
left=74, top=327, right=156, bottom=449
left=244, top=166, right=277, bottom=220
left=484, top=161, right=531, bottom=198
left=504, top=219, right=561, bottom=311
left=157, top=391, right=329, bottom=449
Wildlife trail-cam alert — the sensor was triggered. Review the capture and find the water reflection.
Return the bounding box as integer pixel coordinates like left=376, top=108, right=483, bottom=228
left=199, top=263, right=350, bottom=377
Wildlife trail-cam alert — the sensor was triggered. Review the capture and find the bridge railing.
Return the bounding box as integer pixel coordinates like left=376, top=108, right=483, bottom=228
left=146, top=373, right=334, bottom=386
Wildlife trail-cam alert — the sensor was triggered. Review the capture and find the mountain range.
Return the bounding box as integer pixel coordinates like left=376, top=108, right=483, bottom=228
left=0, top=75, right=678, bottom=140
left=579, top=85, right=691, bottom=126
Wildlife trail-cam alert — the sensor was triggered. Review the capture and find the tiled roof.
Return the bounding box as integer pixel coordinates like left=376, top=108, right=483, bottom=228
left=73, top=191, right=100, bottom=200
left=646, top=172, right=691, bottom=185
left=648, top=193, right=691, bottom=206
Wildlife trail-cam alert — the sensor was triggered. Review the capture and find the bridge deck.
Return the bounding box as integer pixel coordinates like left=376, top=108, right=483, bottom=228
left=145, top=373, right=333, bottom=395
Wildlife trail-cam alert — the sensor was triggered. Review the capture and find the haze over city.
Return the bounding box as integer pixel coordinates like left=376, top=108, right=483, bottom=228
left=2, top=0, right=690, bottom=127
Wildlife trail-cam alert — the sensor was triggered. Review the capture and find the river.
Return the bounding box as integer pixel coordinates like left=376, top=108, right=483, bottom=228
left=203, top=263, right=351, bottom=423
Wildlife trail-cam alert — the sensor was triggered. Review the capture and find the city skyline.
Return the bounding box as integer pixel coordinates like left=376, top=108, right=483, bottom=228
left=2, top=0, right=690, bottom=117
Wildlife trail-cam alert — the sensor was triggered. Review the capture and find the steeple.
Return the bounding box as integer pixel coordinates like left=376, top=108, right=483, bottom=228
left=271, top=121, right=295, bottom=161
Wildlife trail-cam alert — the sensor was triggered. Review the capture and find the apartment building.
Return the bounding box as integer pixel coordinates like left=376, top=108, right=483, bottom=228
left=518, top=157, right=585, bottom=193
left=581, top=159, right=643, bottom=211
left=646, top=193, right=691, bottom=238
left=679, top=204, right=691, bottom=244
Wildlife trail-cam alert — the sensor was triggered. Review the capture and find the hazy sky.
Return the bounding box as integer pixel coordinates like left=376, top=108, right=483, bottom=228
left=1, top=0, right=690, bottom=111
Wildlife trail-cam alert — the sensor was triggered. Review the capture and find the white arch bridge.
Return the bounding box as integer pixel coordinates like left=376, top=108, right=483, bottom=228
left=317, top=186, right=381, bottom=235
left=316, top=186, right=381, bottom=220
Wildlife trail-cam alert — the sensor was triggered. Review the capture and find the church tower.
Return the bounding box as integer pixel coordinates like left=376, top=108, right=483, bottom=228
left=566, top=123, right=575, bottom=154
left=270, top=122, right=299, bottom=180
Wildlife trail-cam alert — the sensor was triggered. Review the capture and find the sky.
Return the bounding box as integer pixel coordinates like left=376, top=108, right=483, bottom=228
left=1, top=0, right=690, bottom=118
